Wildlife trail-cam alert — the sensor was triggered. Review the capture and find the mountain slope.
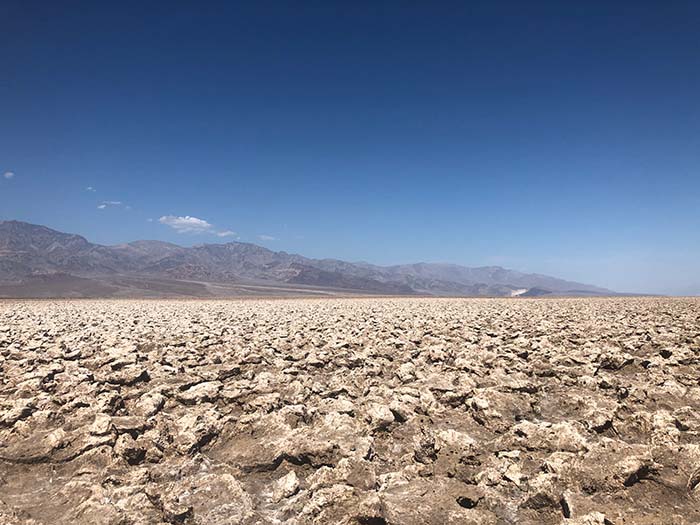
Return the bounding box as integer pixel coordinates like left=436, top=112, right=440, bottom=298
left=309, top=260, right=611, bottom=295
left=0, top=220, right=615, bottom=297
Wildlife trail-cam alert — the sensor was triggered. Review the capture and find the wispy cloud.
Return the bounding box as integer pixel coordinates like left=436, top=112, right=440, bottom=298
left=216, top=230, right=237, bottom=238
left=97, top=200, right=125, bottom=210
left=3, top=171, right=15, bottom=179
left=258, top=234, right=277, bottom=241
left=86, top=186, right=96, bottom=192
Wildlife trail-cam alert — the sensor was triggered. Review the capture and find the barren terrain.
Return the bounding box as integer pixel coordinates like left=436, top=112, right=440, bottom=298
left=1, top=297, right=699, bottom=524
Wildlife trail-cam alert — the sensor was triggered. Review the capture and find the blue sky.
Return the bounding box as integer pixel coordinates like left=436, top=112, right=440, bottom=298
left=1, top=2, right=699, bottom=294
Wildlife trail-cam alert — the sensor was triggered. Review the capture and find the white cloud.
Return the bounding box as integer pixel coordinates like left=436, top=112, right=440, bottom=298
left=97, top=204, right=107, bottom=209
left=258, top=234, right=277, bottom=241
left=159, top=215, right=236, bottom=237
left=3, top=171, right=15, bottom=179
left=159, top=215, right=214, bottom=234
left=86, top=186, right=96, bottom=192
left=103, top=201, right=122, bottom=205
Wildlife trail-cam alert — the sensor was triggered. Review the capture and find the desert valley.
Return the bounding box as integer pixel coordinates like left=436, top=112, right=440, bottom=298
left=3, top=2, right=699, bottom=523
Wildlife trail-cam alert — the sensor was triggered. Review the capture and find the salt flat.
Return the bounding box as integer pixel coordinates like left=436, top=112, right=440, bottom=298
left=1, top=298, right=699, bottom=524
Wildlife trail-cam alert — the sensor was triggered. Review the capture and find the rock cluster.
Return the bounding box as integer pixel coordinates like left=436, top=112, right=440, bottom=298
left=1, top=297, right=699, bottom=524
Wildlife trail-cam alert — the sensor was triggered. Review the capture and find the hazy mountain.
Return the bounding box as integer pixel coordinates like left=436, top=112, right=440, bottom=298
left=0, top=220, right=615, bottom=297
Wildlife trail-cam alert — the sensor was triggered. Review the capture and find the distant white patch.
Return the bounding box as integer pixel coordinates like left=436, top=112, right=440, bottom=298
left=97, top=204, right=107, bottom=209
left=216, top=230, right=237, bottom=238
left=86, top=186, right=96, bottom=192
left=511, top=289, right=528, bottom=297
left=3, top=171, right=15, bottom=179
left=258, top=234, right=277, bottom=241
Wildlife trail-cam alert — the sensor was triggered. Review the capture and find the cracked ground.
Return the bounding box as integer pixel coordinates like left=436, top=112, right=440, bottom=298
left=1, top=297, right=699, bottom=524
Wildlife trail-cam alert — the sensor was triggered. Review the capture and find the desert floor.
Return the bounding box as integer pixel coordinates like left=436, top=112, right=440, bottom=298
left=1, top=297, right=699, bottom=524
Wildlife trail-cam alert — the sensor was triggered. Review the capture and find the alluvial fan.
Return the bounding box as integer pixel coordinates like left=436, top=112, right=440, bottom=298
left=0, top=297, right=699, bottom=524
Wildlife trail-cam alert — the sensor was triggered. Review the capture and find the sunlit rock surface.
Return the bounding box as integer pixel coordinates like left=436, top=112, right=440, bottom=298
left=1, top=297, right=699, bottom=524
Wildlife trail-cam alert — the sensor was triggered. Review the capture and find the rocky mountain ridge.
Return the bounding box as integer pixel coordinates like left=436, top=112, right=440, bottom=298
left=0, top=220, right=614, bottom=297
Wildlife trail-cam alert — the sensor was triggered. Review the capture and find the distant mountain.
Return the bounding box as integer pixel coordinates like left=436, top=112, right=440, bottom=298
left=0, top=220, right=615, bottom=298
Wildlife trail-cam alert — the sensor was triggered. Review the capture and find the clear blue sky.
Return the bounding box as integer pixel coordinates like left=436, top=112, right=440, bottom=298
left=1, top=2, right=699, bottom=294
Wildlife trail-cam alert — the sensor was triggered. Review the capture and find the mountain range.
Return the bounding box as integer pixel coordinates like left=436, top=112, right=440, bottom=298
left=0, top=220, right=615, bottom=298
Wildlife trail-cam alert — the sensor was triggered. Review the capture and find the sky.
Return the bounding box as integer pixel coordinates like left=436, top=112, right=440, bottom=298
left=1, top=2, right=699, bottom=295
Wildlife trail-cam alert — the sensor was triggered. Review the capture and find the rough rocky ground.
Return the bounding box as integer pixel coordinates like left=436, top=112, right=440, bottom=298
left=1, top=297, right=699, bottom=525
